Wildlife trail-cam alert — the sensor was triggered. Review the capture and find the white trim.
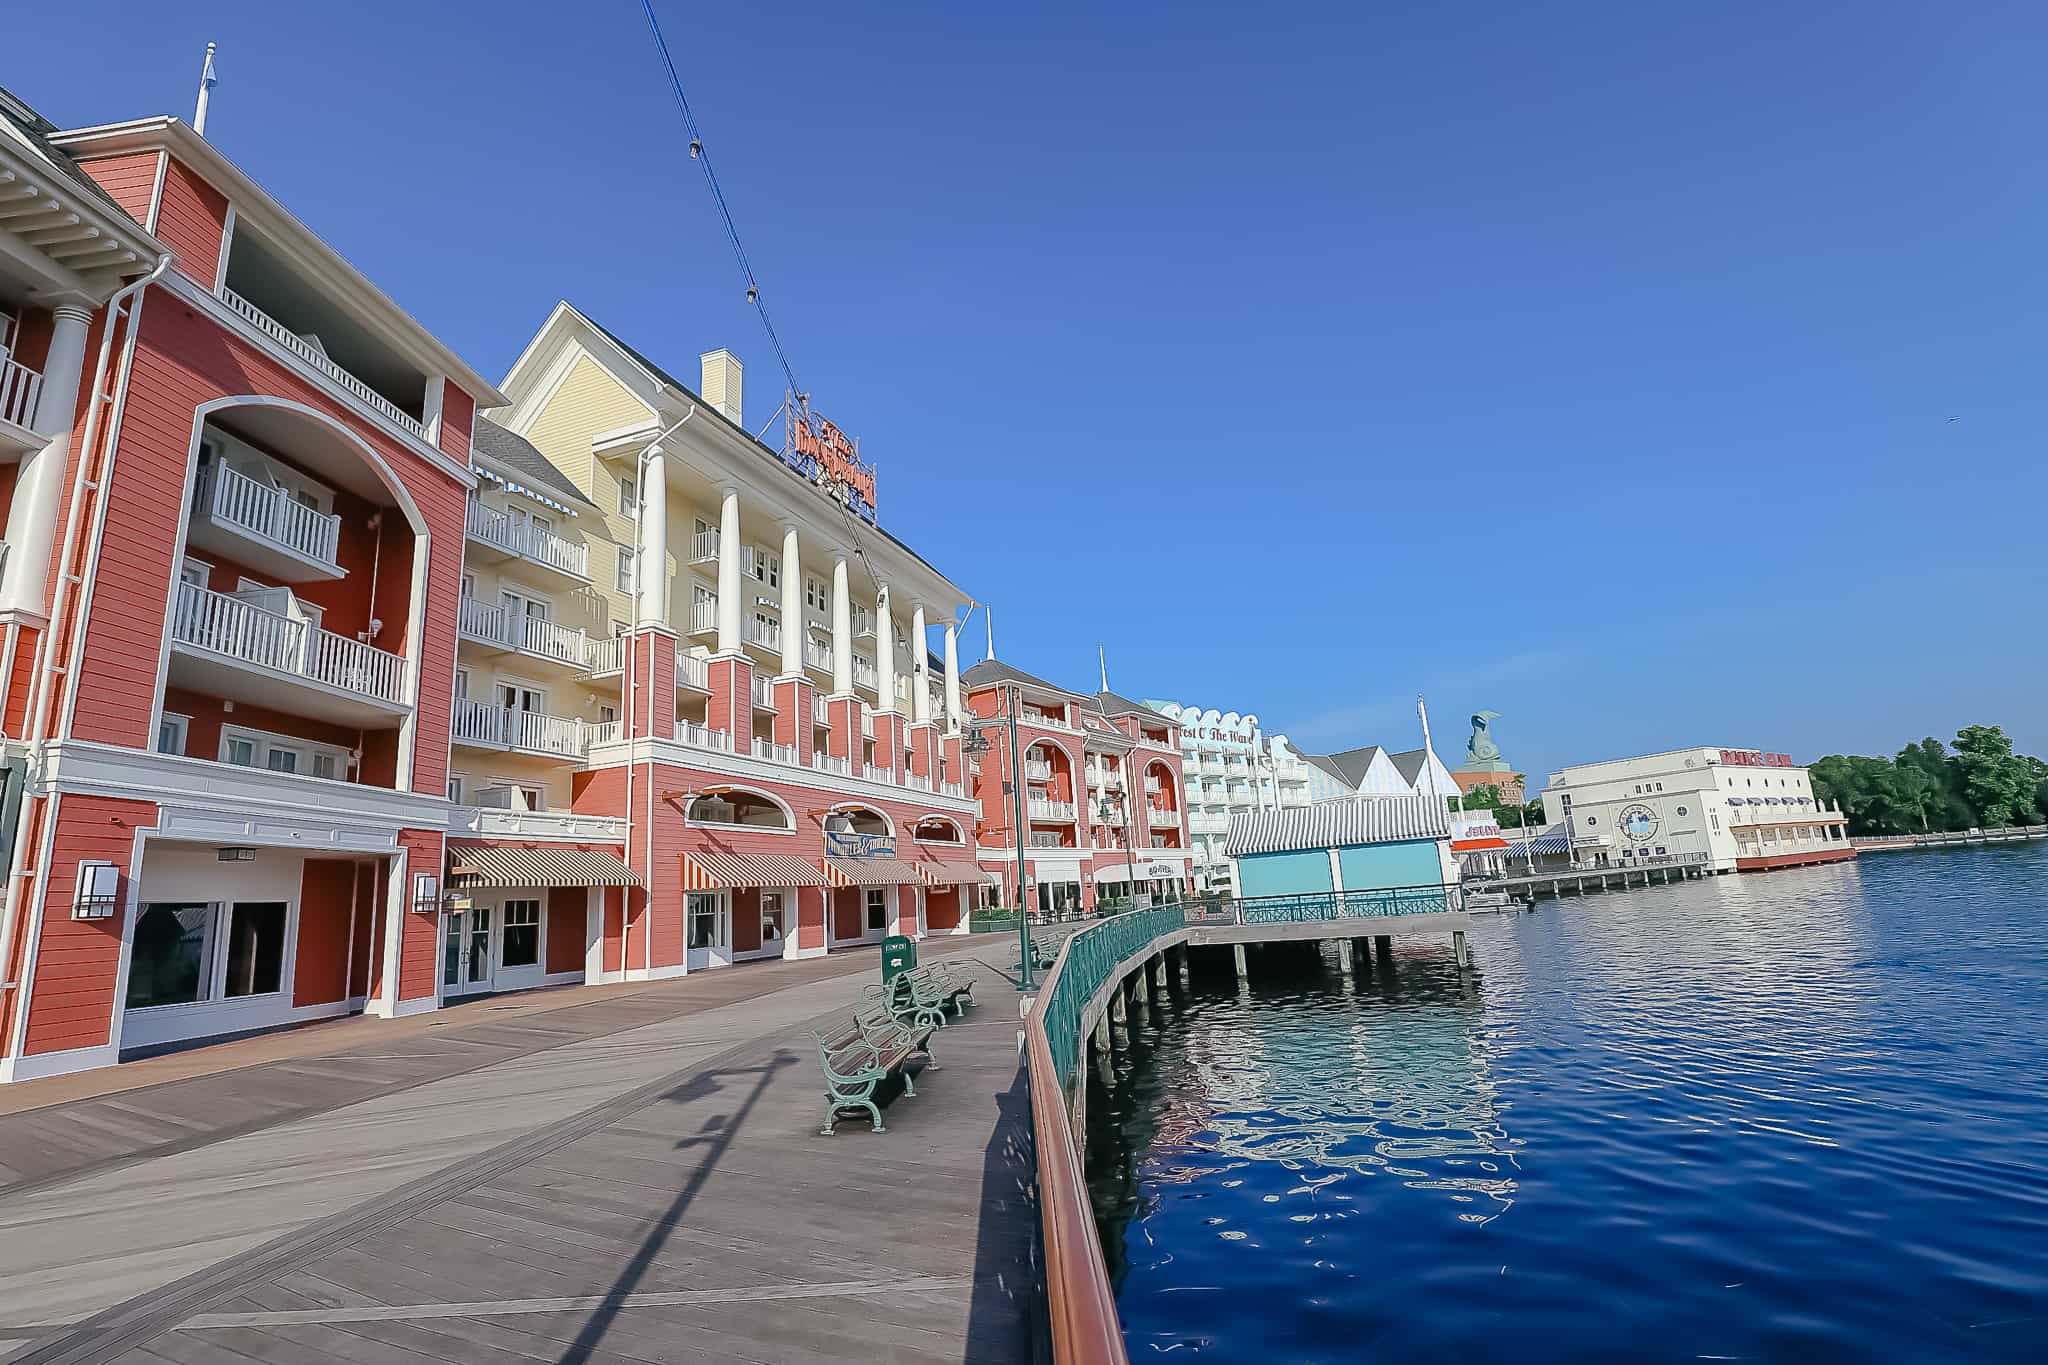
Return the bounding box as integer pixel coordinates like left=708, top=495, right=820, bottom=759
left=364, top=845, right=409, bottom=1018
left=590, top=735, right=979, bottom=816
left=0, top=1040, right=122, bottom=1084
left=212, top=203, right=237, bottom=293
left=144, top=149, right=170, bottom=235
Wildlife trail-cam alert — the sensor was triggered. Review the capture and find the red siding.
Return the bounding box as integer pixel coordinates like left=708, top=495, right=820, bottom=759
left=4, top=623, right=38, bottom=739
left=164, top=686, right=360, bottom=762
left=21, top=794, right=157, bottom=1057
left=75, top=151, right=160, bottom=229
left=348, top=862, right=377, bottom=997
left=545, top=887, right=585, bottom=975
left=294, top=859, right=357, bottom=1007
left=393, top=828, right=443, bottom=1002
left=926, top=887, right=961, bottom=931
left=832, top=887, right=863, bottom=941
left=154, top=157, right=229, bottom=287
left=437, top=384, right=475, bottom=461
left=731, top=887, right=761, bottom=954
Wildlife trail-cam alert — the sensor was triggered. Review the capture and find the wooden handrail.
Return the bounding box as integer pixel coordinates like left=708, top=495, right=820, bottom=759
left=1025, top=933, right=1130, bottom=1365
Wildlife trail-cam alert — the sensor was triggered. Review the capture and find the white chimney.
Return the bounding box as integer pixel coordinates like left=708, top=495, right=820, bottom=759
left=700, top=349, right=742, bottom=425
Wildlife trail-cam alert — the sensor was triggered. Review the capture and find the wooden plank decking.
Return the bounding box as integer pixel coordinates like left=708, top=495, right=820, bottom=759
left=0, top=940, right=1038, bottom=1365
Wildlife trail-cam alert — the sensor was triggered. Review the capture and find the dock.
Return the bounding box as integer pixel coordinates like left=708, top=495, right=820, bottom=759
left=1854, top=824, right=2047, bottom=853
left=0, top=938, right=1036, bottom=1365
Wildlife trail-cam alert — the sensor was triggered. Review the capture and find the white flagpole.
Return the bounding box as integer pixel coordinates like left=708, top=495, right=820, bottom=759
left=193, top=43, right=219, bottom=136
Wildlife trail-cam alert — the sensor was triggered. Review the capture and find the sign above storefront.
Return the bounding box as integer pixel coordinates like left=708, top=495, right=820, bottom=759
left=1719, top=749, right=1795, bottom=768
left=785, top=394, right=878, bottom=525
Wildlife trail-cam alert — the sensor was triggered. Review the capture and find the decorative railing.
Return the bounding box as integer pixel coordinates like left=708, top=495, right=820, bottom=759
left=1030, top=798, right=1077, bottom=823
left=464, top=499, right=588, bottom=578
left=752, top=737, right=797, bottom=765
left=745, top=615, right=781, bottom=652
left=0, top=351, right=43, bottom=428
left=451, top=698, right=597, bottom=758
left=677, top=719, right=729, bottom=752
left=1028, top=832, right=1067, bottom=849
left=1026, top=905, right=1186, bottom=1365
left=677, top=650, right=709, bottom=689
left=850, top=607, right=876, bottom=640
left=690, top=595, right=718, bottom=634
left=172, top=582, right=407, bottom=705
left=1025, top=760, right=1053, bottom=781
left=1180, top=885, right=1463, bottom=924
left=689, top=528, right=719, bottom=563
left=1147, top=807, right=1179, bottom=828
left=750, top=674, right=775, bottom=708
left=201, top=464, right=343, bottom=569
left=852, top=656, right=877, bottom=691
left=581, top=634, right=626, bottom=678
left=940, top=778, right=965, bottom=798
left=814, top=753, right=853, bottom=778
left=804, top=636, right=833, bottom=672
left=812, top=693, right=828, bottom=725
left=219, top=287, right=424, bottom=438
left=452, top=806, right=626, bottom=841
left=456, top=595, right=591, bottom=667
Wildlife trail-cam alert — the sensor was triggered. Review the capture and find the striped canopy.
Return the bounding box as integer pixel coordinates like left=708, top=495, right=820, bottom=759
left=918, top=861, right=995, bottom=887
left=680, top=851, right=829, bottom=890
left=449, top=844, right=638, bottom=888
left=1225, top=794, right=1450, bottom=858
left=824, top=857, right=928, bottom=887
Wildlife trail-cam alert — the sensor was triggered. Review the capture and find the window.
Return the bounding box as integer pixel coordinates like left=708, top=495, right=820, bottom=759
left=221, top=726, right=348, bottom=781
left=747, top=547, right=780, bottom=589
left=865, top=888, right=888, bottom=932
left=618, top=474, right=637, bottom=515
left=806, top=576, right=829, bottom=612
left=518, top=784, right=546, bottom=812
left=224, top=736, right=258, bottom=767
left=502, top=900, right=541, bottom=967
left=688, top=892, right=725, bottom=950
left=616, top=545, right=637, bottom=593
left=178, top=558, right=212, bottom=589
left=598, top=704, right=618, bottom=726
left=222, top=903, right=286, bottom=997
left=156, top=713, right=190, bottom=758
left=447, top=773, right=466, bottom=804
left=266, top=748, right=298, bottom=774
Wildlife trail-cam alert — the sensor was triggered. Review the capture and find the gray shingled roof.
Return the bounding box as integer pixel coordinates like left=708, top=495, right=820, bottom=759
left=1319, top=745, right=1387, bottom=789
left=472, top=417, right=593, bottom=511
left=0, top=85, right=135, bottom=220
left=1387, top=748, right=1431, bottom=787
left=1091, top=688, right=1154, bottom=720
left=960, top=659, right=1085, bottom=699
left=1304, top=753, right=1354, bottom=787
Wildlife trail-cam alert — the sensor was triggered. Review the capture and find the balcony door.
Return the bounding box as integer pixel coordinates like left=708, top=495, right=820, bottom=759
left=496, top=681, right=546, bottom=751
left=500, top=588, right=549, bottom=650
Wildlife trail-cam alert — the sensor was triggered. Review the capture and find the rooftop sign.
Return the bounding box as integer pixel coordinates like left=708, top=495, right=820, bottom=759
left=785, top=393, right=878, bottom=524
left=1719, top=750, right=1795, bottom=768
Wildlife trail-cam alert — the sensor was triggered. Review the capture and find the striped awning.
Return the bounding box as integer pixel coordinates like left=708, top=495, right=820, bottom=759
left=918, top=861, right=995, bottom=887
left=680, top=851, right=829, bottom=890
left=448, top=844, right=639, bottom=888
left=1225, top=794, right=1450, bottom=858
left=824, top=857, right=927, bottom=887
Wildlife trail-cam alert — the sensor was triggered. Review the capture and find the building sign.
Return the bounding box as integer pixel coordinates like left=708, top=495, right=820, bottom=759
left=825, top=830, right=895, bottom=859
left=1719, top=750, right=1795, bottom=768
left=785, top=394, right=878, bottom=524
left=1618, top=803, right=1660, bottom=842
left=1449, top=812, right=1509, bottom=851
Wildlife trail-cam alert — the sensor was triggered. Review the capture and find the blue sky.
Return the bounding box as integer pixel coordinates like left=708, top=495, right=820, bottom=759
left=15, top=2, right=2046, bottom=784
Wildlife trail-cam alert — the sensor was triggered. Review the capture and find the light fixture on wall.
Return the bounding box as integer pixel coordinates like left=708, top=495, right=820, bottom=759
left=73, top=861, right=121, bottom=919
left=412, top=872, right=441, bottom=915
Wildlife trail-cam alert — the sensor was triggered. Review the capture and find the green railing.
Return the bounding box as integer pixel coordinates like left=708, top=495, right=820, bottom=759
left=1228, top=885, right=1461, bottom=923
left=1037, top=904, right=1185, bottom=1091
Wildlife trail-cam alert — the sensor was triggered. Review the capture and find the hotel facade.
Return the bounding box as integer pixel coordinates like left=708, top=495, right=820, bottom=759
left=0, top=90, right=986, bottom=1082
left=1539, top=747, right=1854, bottom=876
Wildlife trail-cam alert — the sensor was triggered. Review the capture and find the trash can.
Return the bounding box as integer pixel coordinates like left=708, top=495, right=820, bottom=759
left=881, top=934, right=917, bottom=984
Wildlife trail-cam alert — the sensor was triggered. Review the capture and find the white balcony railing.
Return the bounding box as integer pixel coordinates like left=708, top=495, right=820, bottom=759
left=690, top=595, right=718, bottom=635
left=173, top=582, right=406, bottom=705
left=202, top=464, right=343, bottom=569
left=752, top=737, right=797, bottom=765
left=1025, top=759, right=1053, bottom=782
left=1146, top=778, right=1165, bottom=795
left=940, top=779, right=965, bottom=799
left=451, top=698, right=596, bottom=758
left=1095, top=769, right=1125, bottom=790
left=1030, top=798, right=1077, bottom=823
left=864, top=762, right=892, bottom=784
left=850, top=607, right=876, bottom=640
left=582, top=634, right=626, bottom=679
left=464, top=500, right=589, bottom=579
left=218, top=287, right=425, bottom=439
left=1148, top=807, right=1180, bottom=829
left=751, top=674, right=775, bottom=709
left=457, top=596, right=591, bottom=668
left=1025, top=709, right=1069, bottom=730
left=677, top=650, right=709, bottom=690
left=815, top=753, right=853, bottom=778
left=803, top=635, right=832, bottom=672
left=690, top=528, right=719, bottom=564
left=745, top=615, right=782, bottom=652
left=677, top=719, right=729, bottom=752
left=812, top=693, right=828, bottom=725
left=852, top=657, right=877, bottom=692
left=0, top=351, right=42, bottom=428
left=1028, top=832, right=1066, bottom=849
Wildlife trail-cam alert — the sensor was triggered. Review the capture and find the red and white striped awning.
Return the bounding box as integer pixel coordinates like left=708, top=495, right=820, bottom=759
left=449, top=844, right=639, bottom=888
left=680, top=851, right=830, bottom=890
left=824, top=857, right=928, bottom=887
left=917, top=861, right=996, bottom=887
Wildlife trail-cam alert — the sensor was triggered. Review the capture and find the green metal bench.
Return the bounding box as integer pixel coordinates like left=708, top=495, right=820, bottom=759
left=907, top=961, right=976, bottom=1013
left=811, top=1003, right=935, bottom=1135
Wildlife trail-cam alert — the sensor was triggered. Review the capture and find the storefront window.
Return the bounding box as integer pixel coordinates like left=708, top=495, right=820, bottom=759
left=222, top=903, right=286, bottom=997
left=865, top=888, right=888, bottom=932
left=688, top=893, right=726, bottom=950
left=502, top=900, right=541, bottom=967
left=127, top=903, right=213, bottom=1008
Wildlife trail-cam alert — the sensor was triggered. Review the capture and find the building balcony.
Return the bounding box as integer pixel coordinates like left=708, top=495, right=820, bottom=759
left=743, top=615, right=781, bottom=655
left=1189, top=812, right=1230, bottom=835
left=812, top=693, right=828, bottom=726
left=1023, top=708, right=1071, bottom=730
left=1146, top=777, right=1165, bottom=795
left=451, top=699, right=612, bottom=759
left=689, top=528, right=720, bottom=565
left=751, top=736, right=797, bottom=765
left=218, top=287, right=425, bottom=441
left=850, top=608, right=877, bottom=642
left=169, top=582, right=407, bottom=725
left=464, top=500, right=590, bottom=584
left=1024, top=759, right=1053, bottom=782
left=677, top=650, right=709, bottom=691
left=803, top=635, right=832, bottom=674
left=457, top=596, right=591, bottom=671
left=1, top=349, right=45, bottom=457
left=1029, top=798, right=1077, bottom=823
left=677, top=718, right=730, bottom=753
left=852, top=657, right=877, bottom=692
left=814, top=752, right=854, bottom=778
left=1090, top=768, right=1124, bottom=790
left=688, top=596, right=718, bottom=638
left=751, top=674, right=775, bottom=711
left=1028, top=832, right=1067, bottom=849
left=1148, top=807, right=1180, bottom=830
left=188, top=464, right=344, bottom=582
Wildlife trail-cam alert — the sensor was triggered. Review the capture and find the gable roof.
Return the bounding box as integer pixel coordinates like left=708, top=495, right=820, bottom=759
left=0, top=85, right=130, bottom=216
left=1387, top=747, right=1433, bottom=787
left=1304, top=754, right=1354, bottom=786
left=1225, top=793, right=1449, bottom=858
left=961, top=659, right=1086, bottom=700
left=1320, top=745, right=1387, bottom=788
left=472, top=417, right=594, bottom=511
left=1091, top=689, right=1157, bottom=720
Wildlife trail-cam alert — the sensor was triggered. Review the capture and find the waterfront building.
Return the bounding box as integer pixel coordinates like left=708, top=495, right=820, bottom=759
left=1224, top=794, right=1458, bottom=900
left=1143, top=702, right=1315, bottom=893
left=0, top=87, right=988, bottom=1082
left=1539, top=747, right=1854, bottom=875
left=968, top=664, right=1190, bottom=913
left=1304, top=745, right=1412, bottom=799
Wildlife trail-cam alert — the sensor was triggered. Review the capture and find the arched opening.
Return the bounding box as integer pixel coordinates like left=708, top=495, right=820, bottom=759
left=1146, top=759, right=1183, bottom=848
left=687, top=787, right=793, bottom=830
left=1024, top=739, right=1078, bottom=848
left=828, top=803, right=892, bottom=838
left=913, top=814, right=964, bottom=844
left=161, top=397, right=435, bottom=793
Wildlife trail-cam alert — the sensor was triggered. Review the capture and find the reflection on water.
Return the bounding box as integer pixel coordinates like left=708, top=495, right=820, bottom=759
left=1087, top=847, right=2048, bottom=1362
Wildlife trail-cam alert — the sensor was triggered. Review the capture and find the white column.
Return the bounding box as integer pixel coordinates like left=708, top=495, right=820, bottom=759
left=874, top=582, right=896, bottom=714
left=831, top=552, right=853, bottom=695
left=911, top=602, right=931, bottom=725
left=715, top=483, right=742, bottom=653
left=635, top=443, right=668, bottom=626
left=943, top=622, right=962, bottom=729
left=1, top=304, right=95, bottom=622
left=778, top=521, right=802, bottom=677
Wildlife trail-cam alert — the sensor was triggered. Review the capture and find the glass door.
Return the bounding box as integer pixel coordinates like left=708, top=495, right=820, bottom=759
left=759, top=892, right=791, bottom=959
left=686, top=892, right=731, bottom=970
left=444, top=904, right=495, bottom=996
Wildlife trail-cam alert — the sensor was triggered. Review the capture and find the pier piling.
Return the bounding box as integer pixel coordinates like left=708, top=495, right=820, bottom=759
left=1453, top=929, right=1470, bottom=969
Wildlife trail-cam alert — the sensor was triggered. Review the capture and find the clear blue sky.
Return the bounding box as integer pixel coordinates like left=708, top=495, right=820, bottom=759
left=16, top=2, right=2046, bottom=783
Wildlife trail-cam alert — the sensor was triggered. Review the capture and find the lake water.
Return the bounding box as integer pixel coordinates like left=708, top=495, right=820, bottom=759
left=1085, top=844, right=2048, bottom=1362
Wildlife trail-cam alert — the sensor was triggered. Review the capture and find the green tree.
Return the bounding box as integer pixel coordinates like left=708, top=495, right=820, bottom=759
left=1895, top=737, right=1973, bottom=831
left=1952, top=725, right=2044, bottom=827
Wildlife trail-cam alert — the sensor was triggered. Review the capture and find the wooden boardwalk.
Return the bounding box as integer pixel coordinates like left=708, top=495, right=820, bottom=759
left=0, top=940, right=1038, bottom=1365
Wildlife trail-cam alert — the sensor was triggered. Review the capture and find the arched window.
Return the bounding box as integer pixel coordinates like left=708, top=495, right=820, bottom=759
left=829, top=803, right=892, bottom=837
left=914, top=815, right=964, bottom=844
left=686, top=787, right=792, bottom=830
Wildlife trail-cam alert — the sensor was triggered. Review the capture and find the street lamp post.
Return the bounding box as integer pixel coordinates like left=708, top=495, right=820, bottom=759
left=963, top=685, right=1033, bottom=989
left=1098, top=794, right=1136, bottom=912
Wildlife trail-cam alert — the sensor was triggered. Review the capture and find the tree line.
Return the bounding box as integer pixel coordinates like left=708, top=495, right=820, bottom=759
left=1810, top=725, right=2047, bottom=836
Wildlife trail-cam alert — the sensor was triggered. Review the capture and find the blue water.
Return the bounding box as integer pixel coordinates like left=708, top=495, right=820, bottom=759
left=1086, top=845, right=2048, bottom=1362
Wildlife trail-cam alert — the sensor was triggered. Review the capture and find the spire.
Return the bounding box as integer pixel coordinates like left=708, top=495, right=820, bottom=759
left=1098, top=643, right=1109, bottom=693
left=985, top=607, right=995, bottom=661
left=193, top=42, right=219, bottom=137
